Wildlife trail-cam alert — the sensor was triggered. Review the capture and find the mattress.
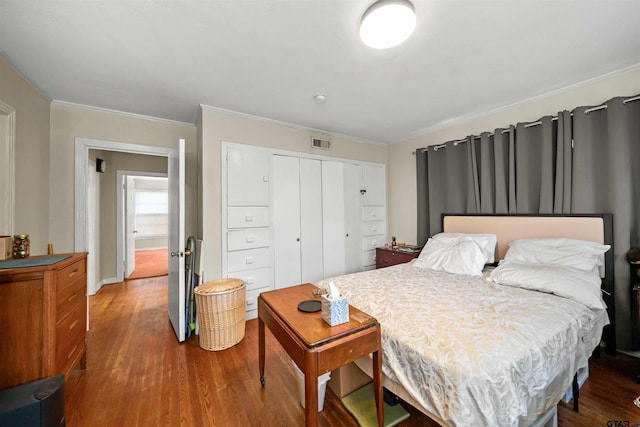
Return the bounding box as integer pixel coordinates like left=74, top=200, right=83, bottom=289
left=318, top=263, right=609, bottom=427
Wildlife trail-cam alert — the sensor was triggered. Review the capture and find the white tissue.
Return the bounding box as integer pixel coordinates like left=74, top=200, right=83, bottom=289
left=329, top=281, right=340, bottom=298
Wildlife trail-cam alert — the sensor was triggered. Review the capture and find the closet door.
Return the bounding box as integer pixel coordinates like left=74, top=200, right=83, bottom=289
left=227, top=148, right=270, bottom=206
left=343, top=163, right=362, bottom=274
left=299, top=158, right=324, bottom=284
left=321, top=161, right=346, bottom=278
left=273, top=155, right=301, bottom=289
left=361, top=165, right=385, bottom=206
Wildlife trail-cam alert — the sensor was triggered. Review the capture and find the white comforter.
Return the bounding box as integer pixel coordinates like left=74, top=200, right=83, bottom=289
left=318, top=263, right=609, bottom=427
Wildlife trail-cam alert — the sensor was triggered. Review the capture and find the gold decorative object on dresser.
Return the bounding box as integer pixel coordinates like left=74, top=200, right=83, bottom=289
left=0, top=252, right=87, bottom=390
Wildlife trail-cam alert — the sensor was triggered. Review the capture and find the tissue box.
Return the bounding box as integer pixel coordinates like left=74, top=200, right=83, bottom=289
left=0, top=236, right=12, bottom=260
left=321, top=294, right=349, bottom=326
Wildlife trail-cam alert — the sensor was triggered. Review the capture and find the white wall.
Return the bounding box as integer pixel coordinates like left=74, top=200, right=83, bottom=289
left=387, top=67, right=640, bottom=245
left=198, top=107, right=388, bottom=281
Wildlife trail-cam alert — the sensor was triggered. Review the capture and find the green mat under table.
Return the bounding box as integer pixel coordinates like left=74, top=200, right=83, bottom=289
left=341, top=383, right=410, bottom=427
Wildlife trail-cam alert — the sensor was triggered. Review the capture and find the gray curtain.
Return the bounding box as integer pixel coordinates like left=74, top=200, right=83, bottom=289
left=416, top=94, right=639, bottom=349
left=417, top=112, right=572, bottom=238
left=571, top=96, right=640, bottom=350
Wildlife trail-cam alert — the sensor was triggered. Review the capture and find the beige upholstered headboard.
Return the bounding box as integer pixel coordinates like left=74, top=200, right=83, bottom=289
left=441, top=213, right=616, bottom=355
left=443, top=215, right=605, bottom=261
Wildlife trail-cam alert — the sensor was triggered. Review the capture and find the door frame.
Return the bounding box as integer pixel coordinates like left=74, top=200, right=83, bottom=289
left=74, top=138, right=171, bottom=296
left=115, top=170, right=168, bottom=282
left=0, top=99, right=15, bottom=235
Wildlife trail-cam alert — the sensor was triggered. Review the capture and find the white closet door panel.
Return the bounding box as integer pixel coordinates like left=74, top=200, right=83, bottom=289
left=227, top=248, right=270, bottom=272
left=300, top=158, right=324, bottom=284
left=343, top=163, right=362, bottom=274
left=228, top=207, right=269, bottom=228
left=362, top=165, right=386, bottom=206
left=227, top=148, right=270, bottom=206
left=322, top=161, right=346, bottom=278
left=362, top=206, right=386, bottom=221
left=229, top=267, right=271, bottom=292
left=227, top=228, right=270, bottom=251
left=273, top=155, right=302, bottom=289
left=362, top=235, right=384, bottom=251
left=362, top=220, right=386, bottom=237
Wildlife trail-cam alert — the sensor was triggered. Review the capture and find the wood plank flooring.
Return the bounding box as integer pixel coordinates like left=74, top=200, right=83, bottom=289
left=66, top=276, right=640, bottom=426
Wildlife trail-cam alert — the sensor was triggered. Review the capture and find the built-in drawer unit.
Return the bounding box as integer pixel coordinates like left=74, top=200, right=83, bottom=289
left=362, top=235, right=385, bottom=251
left=362, top=206, right=386, bottom=221
left=361, top=220, right=385, bottom=237
left=228, top=207, right=270, bottom=228
left=227, top=267, right=271, bottom=293
left=227, top=228, right=270, bottom=251
left=227, top=248, right=270, bottom=273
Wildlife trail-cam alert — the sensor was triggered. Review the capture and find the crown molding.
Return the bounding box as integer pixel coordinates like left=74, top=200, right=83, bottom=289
left=393, top=62, right=640, bottom=145
left=51, top=100, right=196, bottom=127
left=199, top=104, right=385, bottom=146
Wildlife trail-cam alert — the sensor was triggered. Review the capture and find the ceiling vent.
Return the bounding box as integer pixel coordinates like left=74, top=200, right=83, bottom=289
left=311, top=136, right=331, bottom=150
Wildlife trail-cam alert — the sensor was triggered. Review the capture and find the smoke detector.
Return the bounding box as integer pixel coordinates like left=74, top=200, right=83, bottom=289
left=313, top=93, right=327, bottom=104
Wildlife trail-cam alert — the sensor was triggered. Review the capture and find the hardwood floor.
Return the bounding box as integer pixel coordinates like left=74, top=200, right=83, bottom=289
left=66, top=276, right=640, bottom=426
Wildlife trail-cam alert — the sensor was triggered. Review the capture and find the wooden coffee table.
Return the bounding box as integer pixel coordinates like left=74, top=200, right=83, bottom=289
left=258, top=283, right=383, bottom=427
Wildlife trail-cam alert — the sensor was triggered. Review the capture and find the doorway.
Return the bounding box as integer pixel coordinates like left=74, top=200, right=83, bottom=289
left=116, top=172, right=169, bottom=281
left=75, top=138, right=172, bottom=296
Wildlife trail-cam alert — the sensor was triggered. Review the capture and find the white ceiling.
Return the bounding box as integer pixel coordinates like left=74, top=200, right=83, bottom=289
left=1, top=0, right=639, bottom=144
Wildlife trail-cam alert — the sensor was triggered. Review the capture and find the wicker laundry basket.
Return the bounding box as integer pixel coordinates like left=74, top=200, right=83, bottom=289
left=195, top=278, right=246, bottom=351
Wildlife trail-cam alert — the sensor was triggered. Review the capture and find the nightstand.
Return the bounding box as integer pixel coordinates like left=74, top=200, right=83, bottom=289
left=375, top=247, right=419, bottom=269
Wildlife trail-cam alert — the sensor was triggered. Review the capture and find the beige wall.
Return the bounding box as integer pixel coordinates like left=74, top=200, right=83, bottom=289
left=0, top=57, right=51, bottom=254
left=387, top=68, right=640, bottom=245
left=49, top=103, right=197, bottom=283
left=198, top=107, right=387, bottom=281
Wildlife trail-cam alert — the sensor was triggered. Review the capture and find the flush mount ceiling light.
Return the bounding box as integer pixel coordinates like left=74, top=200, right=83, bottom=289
left=360, top=0, right=416, bottom=49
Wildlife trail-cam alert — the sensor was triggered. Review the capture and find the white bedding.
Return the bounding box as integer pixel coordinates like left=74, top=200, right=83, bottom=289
left=318, top=263, right=609, bottom=427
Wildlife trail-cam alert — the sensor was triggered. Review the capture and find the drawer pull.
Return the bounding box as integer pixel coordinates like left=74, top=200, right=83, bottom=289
left=372, top=226, right=377, bottom=232
left=245, top=257, right=254, bottom=264
left=247, top=300, right=255, bottom=306
left=67, top=291, right=78, bottom=303
left=371, top=240, right=377, bottom=247
left=68, top=268, right=79, bottom=278
left=262, top=176, right=269, bottom=182
left=245, top=236, right=255, bottom=243
left=69, top=318, right=80, bottom=331
left=245, top=215, right=254, bottom=222
left=371, top=210, right=377, bottom=217
left=246, top=277, right=254, bottom=284
left=67, top=344, right=78, bottom=361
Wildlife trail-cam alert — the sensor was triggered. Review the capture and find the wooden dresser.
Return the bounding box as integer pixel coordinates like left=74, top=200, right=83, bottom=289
left=0, top=252, right=87, bottom=389
left=375, top=247, right=419, bottom=268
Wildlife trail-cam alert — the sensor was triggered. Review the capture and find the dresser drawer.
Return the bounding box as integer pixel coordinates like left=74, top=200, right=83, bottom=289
left=56, top=302, right=86, bottom=369
left=228, top=207, right=269, bottom=228
left=362, top=235, right=385, bottom=251
left=376, top=248, right=416, bottom=268
left=227, top=228, right=270, bottom=251
left=56, top=274, right=85, bottom=324
left=227, top=248, right=270, bottom=272
left=362, top=220, right=385, bottom=237
left=362, top=206, right=386, bottom=221
left=227, top=267, right=271, bottom=292
left=57, top=258, right=86, bottom=294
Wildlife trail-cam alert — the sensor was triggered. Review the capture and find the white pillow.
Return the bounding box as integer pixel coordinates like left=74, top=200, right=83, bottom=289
left=503, top=238, right=610, bottom=273
left=489, top=260, right=606, bottom=310
left=431, top=232, right=498, bottom=263
left=413, top=236, right=487, bottom=276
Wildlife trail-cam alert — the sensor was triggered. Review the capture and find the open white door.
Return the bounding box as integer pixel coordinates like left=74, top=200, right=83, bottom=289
left=168, top=139, right=186, bottom=342
left=125, top=176, right=136, bottom=277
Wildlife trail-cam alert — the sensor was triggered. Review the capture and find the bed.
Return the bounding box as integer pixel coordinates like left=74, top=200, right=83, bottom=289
left=318, top=214, right=615, bottom=427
